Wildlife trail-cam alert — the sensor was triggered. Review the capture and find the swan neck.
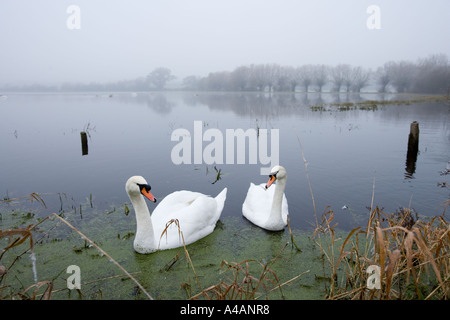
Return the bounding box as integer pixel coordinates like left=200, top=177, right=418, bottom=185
left=270, top=177, right=286, bottom=218
left=129, top=193, right=155, bottom=245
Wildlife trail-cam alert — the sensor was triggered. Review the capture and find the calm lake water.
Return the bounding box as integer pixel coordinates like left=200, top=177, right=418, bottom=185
left=1, top=92, right=449, bottom=230
left=1, top=92, right=449, bottom=300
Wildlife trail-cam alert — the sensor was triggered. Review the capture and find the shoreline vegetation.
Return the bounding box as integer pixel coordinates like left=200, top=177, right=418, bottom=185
left=1, top=188, right=448, bottom=300
left=2, top=91, right=449, bottom=113
left=309, top=94, right=449, bottom=111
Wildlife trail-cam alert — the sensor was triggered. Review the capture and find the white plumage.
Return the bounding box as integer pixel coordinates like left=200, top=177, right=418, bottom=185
left=242, top=165, right=289, bottom=231
left=126, top=176, right=227, bottom=254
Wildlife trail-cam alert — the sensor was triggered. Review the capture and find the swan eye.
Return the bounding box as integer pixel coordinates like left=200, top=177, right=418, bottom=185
left=137, top=183, right=151, bottom=192
left=265, top=173, right=277, bottom=189
left=269, top=170, right=279, bottom=178
left=137, top=183, right=157, bottom=202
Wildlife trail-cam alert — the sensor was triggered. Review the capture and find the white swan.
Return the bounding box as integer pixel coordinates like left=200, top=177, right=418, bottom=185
left=242, top=165, right=288, bottom=231
left=126, top=176, right=227, bottom=254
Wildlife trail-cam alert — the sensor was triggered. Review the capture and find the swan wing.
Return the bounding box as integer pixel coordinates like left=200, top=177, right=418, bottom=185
left=242, top=183, right=289, bottom=228
left=242, top=183, right=274, bottom=227
left=151, top=190, right=205, bottom=218
left=152, top=189, right=226, bottom=249
left=281, top=194, right=289, bottom=224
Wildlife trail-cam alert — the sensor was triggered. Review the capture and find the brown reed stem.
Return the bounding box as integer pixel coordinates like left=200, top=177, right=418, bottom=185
left=50, top=213, right=153, bottom=300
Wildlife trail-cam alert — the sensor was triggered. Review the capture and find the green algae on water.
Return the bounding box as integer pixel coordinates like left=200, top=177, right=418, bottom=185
left=1, top=207, right=326, bottom=300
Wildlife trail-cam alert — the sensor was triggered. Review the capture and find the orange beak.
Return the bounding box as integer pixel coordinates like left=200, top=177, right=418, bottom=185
left=141, top=188, right=157, bottom=203
left=265, top=175, right=276, bottom=190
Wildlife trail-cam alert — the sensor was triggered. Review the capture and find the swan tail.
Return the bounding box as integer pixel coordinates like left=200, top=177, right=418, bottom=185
left=214, top=188, right=227, bottom=218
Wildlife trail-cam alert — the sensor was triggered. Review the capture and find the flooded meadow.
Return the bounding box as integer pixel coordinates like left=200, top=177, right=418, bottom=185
left=1, top=92, right=449, bottom=300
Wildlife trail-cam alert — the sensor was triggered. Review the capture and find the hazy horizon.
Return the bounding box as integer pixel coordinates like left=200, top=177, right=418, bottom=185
left=1, top=0, right=449, bottom=86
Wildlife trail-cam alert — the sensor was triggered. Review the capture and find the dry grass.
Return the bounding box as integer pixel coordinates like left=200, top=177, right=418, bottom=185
left=189, top=259, right=281, bottom=300
left=1, top=193, right=154, bottom=300
left=0, top=210, right=153, bottom=300
left=314, top=205, right=449, bottom=300
left=188, top=242, right=309, bottom=300
left=296, top=132, right=449, bottom=300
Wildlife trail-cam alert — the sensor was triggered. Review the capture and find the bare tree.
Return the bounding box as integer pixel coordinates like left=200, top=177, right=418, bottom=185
left=375, top=63, right=392, bottom=92
left=147, top=67, right=175, bottom=90
left=248, top=64, right=266, bottom=91
left=351, top=66, right=371, bottom=92
left=330, top=64, right=351, bottom=92
left=230, top=66, right=250, bottom=91
left=204, top=71, right=231, bottom=91
left=386, top=61, right=416, bottom=93
left=342, top=65, right=353, bottom=92
left=185, top=53, right=448, bottom=94
left=263, top=63, right=281, bottom=92
left=413, top=54, right=450, bottom=94
left=312, top=64, right=329, bottom=92
left=297, top=65, right=314, bottom=92
left=278, top=66, right=298, bottom=92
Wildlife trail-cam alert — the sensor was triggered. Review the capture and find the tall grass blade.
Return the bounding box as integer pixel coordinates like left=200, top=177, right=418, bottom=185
left=51, top=213, right=153, bottom=300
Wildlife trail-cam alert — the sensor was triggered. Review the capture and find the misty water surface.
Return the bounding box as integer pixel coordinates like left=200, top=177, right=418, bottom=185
left=0, top=92, right=449, bottom=230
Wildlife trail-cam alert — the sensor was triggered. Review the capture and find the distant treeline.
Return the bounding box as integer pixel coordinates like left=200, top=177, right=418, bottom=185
left=187, top=54, right=450, bottom=94
left=2, top=54, right=449, bottom=94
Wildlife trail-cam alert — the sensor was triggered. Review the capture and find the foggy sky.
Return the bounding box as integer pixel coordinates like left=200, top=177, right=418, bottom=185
left=1, top=0, right=449, bottom=86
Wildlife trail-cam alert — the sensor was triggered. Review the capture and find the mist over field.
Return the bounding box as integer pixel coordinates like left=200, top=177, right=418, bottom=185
left=0, top=1, right=449, bottom=93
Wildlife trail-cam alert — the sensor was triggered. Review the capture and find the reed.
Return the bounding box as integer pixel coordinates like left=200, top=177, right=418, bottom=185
left=188, top=242, right=309, bottom=300
left=0, top=211, right=153, bottom=300
left=51, top=213, right=154, bottom=299
left=1, top=194, right=305, bottom=300
left=160, top=218, right=202, bottom=292
left=296, top=132, right=449, bottom=300
left=1, top=192, right=153, bottom=300
left=2, top=186, right=448, bottom=300
left=314, top=205, right=449, bottom=300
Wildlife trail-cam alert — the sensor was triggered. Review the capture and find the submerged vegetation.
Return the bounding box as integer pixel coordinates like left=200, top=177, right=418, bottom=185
left=1, top=188, right=448, bottom=300
left=0, top=194, right=315, bottom=300
left=310, top=94, right=449, bottom=112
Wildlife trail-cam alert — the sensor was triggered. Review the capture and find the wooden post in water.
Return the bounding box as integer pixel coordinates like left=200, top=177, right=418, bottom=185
left=405, top=121, right=419, bottom=178
left=409, top=121, right=419, bottom=147
left=80, top=131, right=88, bottom=156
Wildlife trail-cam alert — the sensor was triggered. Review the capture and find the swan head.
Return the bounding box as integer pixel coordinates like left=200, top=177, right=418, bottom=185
left=126, top=176, right=157, bottom=203
left=265, top=165, right=286, bottom=190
